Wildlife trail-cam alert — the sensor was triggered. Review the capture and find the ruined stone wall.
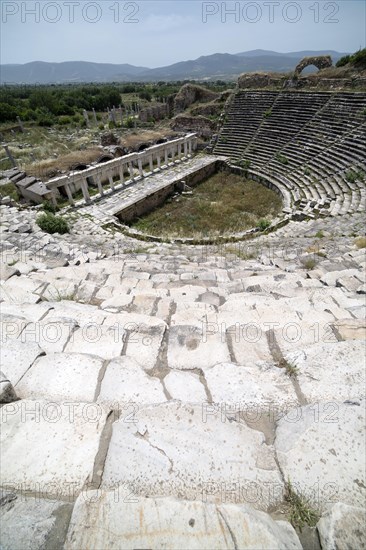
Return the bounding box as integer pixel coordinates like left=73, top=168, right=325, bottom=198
left=294, top=55, right=332, bottom=76
left=174, top=84, right=219, bottom=113
left=139, top=103, right=169, bottom=123
left=171, top=115, right=216, bottom=138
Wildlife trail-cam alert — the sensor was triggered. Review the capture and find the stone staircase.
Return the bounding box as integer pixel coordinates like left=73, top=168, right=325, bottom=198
left=0, top=202, right=365, bottom=549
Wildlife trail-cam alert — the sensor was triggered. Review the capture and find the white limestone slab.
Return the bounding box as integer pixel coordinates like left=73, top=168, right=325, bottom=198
left=16, top=352, right=104, bottom=402
left=0, top=399, right=107, bottom=495
left=41, top=277, right=79, bottom=302
left=285, top=340, right=366, bottom=402
left=0, top=339, right=43, bottom=385
left=205, top=362, right=298, bottom=410
left=227, top=322, right=273, bottom=364
left=169, top=285, right=204, bottom=302
left=43, top=301, right=106, bottom=326
left=103, top=311, right=166, bottom=329
left=131, top=294, right=156, bottom=315
left=65, top=494, right=301, bottom=550
left=124, top=324, right=165, bottom=371
left=167, top=325, right=230, bottom=370
left=102, top=401, right=282, bottom=510
left=0, top=302, right=52, bottom=322
left=64, top=324, right=125, bottom=360
left=1, top=277, right=44, bottom=304
left=275, top=401, right=366, bottom=508
left=98, top=356, right=166, bottom=406
left=0, top=313, right=29, bottom=341
left=332, top=318, right=366, bottom=341
left=100, top=295, right=133, bottom=311
left=171, top=302, right=216, bottom=327
left=164, top=370, right=207, bottom=403
left=19, top=316, right=77, bottom=353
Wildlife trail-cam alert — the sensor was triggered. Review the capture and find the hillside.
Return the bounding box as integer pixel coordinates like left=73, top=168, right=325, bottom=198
left=0, top=50, right=349, bottom=84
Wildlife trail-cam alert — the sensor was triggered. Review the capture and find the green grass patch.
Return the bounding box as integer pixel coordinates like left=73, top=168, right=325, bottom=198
left=285, top=480, right=321, bottom=532
left=130, top=172, right=282, bottom=238
left=0, top=182, right=20, bottom=202
left=36, top=213, right=70, bottom=234
left=277, top=358, right=299, bottom=378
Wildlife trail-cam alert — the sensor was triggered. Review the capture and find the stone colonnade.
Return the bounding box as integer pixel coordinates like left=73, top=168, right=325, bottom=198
left=46, top=134, right=197, bottom=206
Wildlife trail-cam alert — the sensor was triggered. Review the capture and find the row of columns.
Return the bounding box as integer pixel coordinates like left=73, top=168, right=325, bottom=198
left=54, top=136, right=196, bottom=206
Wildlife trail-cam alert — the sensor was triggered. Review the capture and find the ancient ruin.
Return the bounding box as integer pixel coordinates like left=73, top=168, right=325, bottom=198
left=294, top=55, right=333, bottom=77
left=0, top=74, right=365, bottom=550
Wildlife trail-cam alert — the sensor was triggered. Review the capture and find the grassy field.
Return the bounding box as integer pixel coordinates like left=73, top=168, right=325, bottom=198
left=131, top=172, right=282, bottom=238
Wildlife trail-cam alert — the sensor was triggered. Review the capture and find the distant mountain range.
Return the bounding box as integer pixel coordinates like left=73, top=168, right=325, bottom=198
left=0, top=50, right=348, bottom=84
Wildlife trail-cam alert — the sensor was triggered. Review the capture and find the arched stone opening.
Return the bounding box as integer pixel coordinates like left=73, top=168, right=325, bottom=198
left=294, top=55, right=332, bottom=77
left=137, top=143, right=150, bottom=152
left=70, top=163, right=88, bottom=171
left=96, top=154, right=114, bottom=164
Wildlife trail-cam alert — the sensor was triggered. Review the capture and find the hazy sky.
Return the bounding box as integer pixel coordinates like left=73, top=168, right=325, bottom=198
left=1, top=0, right=365, bottom=66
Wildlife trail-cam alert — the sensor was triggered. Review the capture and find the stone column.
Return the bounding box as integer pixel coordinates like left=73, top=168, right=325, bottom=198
left=188, top=140, right=192, bottom=156
left=171, top=147, right=175, bottom=163
left=128, top=162, right=134, bottom=180
left=149, top=155, right=153, bottom=173
left=16, top=116, right=24, bottom=132
left=119, top=165, right=125, bottom=185
left=92, top=108, right=97, bottom=125
left=81, top=177, right=91, bottom=204
left=178, top=142, right=182, bottom=160
left=157, top=153, right=161, bottom=170
left=108, top=173, right=115, bottom=191
left=64, top=182, right=75, bottom=206
left=95, top=174, right=104, bottom=196
left=82, top=110, right=89, bottom=127
left=164, top=148, right=168, bottom=167
left=138, top=158, right=143, bottom=177
left=184, top=140, right=188, bottom=158
left=3, top=144, right=16, bottom=167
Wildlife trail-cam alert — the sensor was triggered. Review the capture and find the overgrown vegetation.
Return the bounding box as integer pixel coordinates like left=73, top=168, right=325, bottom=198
left=346, top=169, right=365, bottom=183
left=234, top=159, right=251, bottom=170
left=130, top=172, right=282, bottom=238
left=277, top=358, right=299, bottom=378
left=0, top=182, right=20, bottom=202
left=275, top=152, right=289, bottom=165
left=257, top=219, right=271, bottom=231
left=36, top=212, right=70, bottom=234
left=301, top=256, right=318, bottom=270
left=336, top=48, right=366, bottom=69
left=0, top=80, right=231, bottom=126
left=285, top=480, right=320, bottom=532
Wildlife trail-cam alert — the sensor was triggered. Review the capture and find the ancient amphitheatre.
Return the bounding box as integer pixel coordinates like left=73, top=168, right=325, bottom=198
left=0, top=55, right=365, bottom=549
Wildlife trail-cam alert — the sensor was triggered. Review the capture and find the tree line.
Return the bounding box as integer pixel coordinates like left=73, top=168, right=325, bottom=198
left=0, top=81, right=230, bottom=126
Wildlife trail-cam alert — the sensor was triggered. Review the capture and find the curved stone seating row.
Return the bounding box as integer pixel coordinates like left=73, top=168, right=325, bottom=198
left=213, top=91, right=366, bottom=217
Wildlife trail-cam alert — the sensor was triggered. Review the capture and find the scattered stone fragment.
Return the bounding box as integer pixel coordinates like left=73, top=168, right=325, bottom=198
left=316, top=502, right=366, bottom=550
left=0, top=372, right=17, bottom=403
left=0, top=492, right=73, bottom=550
